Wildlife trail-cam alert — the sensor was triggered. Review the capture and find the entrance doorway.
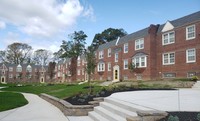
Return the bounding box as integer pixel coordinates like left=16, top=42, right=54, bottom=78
left=40, top=77, right=44, bottom=83
left=1, top=76, right=6, bottom=84
left=113, top=65, right=120, bottom=82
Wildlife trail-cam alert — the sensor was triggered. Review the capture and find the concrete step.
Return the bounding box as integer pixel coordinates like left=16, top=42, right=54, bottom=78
left=88, top=111, right=109, bottom=121
left=94, top=106, right=126, bottom=121
left=192, top=81, right=200, bottom=88
left=100, top=102, right=137, bottom=118
left=104, top=97, right=153, bottom=112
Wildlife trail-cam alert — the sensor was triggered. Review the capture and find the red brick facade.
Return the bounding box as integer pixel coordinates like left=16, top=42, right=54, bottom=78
left=54, top=11, right=200, bottom=82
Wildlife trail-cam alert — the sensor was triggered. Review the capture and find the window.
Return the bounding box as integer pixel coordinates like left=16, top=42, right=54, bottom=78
left=186, top=25, right=195, bottom=40
left=186, top=48, right=196, bottom=63
left=26, top=66, right=32, bottom=72
left=66, top=63, right=68, bottom=68
left=99, top=50, right=104, bottom=59
left=82, top=69, right=84, bottom=75
left=135, top=38, right=144, bottom=50
left=107, top=62, right=111, bottom=71
left=9, top=74, right=13, bottom=78
left=98, top=62, right=105, bottom=72
left=163, top=73, right=176, bottom=78
left=82, top=60, right=84, bottom=65
left=163, top=52, right=175, bottom=65
left=115, top=53, right=118, bottom=62
left=162, top=31, right=175, bottom=45
left=132, top=56, right=147, bottom=68
left=9, top=67, right=13, bottom=72
left=16, top=67, right=22, bottom=72
left=187, top=72, right=196, bottom=78
left=124, top=59, right=128, bottom=69
left=77, top=57, right=80, bottom=66
left=124, top=43, right=128, bottom=53
left=108, top=48, right=111, bottom=57
left=77, top=69, right=80, bottom=75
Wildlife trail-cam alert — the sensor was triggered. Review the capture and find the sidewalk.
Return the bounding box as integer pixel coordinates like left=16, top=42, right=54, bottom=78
left=0, top=93, right=69, bottom=121
left=109, top=89, right=200, bottom=112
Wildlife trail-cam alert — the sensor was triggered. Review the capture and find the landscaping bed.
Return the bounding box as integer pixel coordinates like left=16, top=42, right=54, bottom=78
left=160, top=112, right=200, bottom=121
left=65, top=85, right=175, bottom=105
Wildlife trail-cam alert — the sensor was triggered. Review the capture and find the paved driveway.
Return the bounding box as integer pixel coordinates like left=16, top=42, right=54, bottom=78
left=109, top=89, right=200, bottom=112
left=0, top=93, right=69, bottom=121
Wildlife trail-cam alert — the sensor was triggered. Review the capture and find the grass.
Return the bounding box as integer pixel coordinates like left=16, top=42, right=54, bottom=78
left=0, top=92, right=28, bottom=111
left=1, top=83, right=102, bottom=99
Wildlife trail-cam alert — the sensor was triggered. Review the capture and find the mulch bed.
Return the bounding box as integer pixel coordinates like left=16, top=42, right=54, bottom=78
left=64, top=87, right=175, bottom=105
left=160, top=112, right=200, bottom=121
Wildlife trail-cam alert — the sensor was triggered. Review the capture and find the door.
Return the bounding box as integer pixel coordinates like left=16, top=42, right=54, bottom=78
left=1, top=76, right=5, bottom=83
left=113, top=65, right=120, bottom=82
left=40, top=77, right=44, bottom=83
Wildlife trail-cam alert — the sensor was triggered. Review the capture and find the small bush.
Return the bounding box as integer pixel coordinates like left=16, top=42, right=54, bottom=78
left=167, top=115, right=179, bottom=121
left=191, top=76, right=199, bottom=81
left=197, top=113, right=200, bottom=121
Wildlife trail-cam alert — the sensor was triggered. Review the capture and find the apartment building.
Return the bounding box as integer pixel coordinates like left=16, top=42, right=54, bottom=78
left=0, top=63, right=48, bottom=84
left=54, top=11, right=200, bottom=82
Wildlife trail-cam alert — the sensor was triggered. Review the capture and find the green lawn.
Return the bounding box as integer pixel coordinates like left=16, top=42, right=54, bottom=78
left=1, top=83, right=102, bottom=99
left=0, top=92, right=28, bottom=111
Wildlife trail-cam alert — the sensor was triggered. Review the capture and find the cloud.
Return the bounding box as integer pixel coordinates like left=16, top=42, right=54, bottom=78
left=0, top=0, right=85, bottom=37
left=0, top=21, right=6, bottom=29
left=82, top=5, right=96, bottom=22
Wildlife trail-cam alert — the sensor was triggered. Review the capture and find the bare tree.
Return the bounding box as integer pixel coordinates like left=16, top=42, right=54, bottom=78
left=47, top=62, right=56, bottom=81
left=6, top=43, right=32, bottom=64
left=0, top=50, right=7, bottom=63
left=33, top=49, right=52, bottom=65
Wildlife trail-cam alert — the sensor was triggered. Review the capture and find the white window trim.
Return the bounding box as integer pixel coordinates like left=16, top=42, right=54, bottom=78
left=135, top=38, right=144, bottom=50
left=124, top=59, right=128, bottom=70
left=115, top=53, right=118, bottom=62
left=162, top=31, right=175, bottom=45
left=124, top=43, right=128, bottom=53
left=9, top=67, right=13, bottom=72
left=108, top=48, right=111, bottom=57
left=99, top=50, right=104, bottom=59
left=186, top=48, right=196, bottom=63
left=133, top=56, right=147, bottom=68
left=162, top=52, right=175, bottom=65
left=186, top=25, right=195, bottom=40
left=107, top=62, right=111, bottom=71
left=77, top=69, right=80, bottom=75
left=98, top=62, right=105, bottom=72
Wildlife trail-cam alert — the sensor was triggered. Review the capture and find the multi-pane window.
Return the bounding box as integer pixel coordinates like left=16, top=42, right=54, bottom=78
left=115, top=53, right=118, bottom=62
left=124, top=43, right=128, bottom=53
left=186, top=25, right=195, bottom=40
left=99, top=50, right=104, bottom=59
left=108, top=48, right=111, bottom=57
left=82, top=69, right=84, bottom=75
left=163, top=52, right=175, bottom=65
left=186, top=48, right=196, bottom=63
left=107, top=62, right=111, bottom=71
left=26, top=67, right=32, bottom=72
left=98, top=62, right=105, bottom=72
left=9, top=67, right=13, bottom=72
left=82, top=60, right=84, bottom=65
left=162, top=31, right=175, bottom=45
left=135, top=38, right=144, bottom=50
left=16, top=67, right=22, bottom=72
left=132, top=56, right=147, bottom=68
left=124, top=59, right=128, bottom=69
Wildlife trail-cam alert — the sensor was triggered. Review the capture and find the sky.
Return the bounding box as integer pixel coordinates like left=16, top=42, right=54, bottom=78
left=0, top=0, right=199, bottom=53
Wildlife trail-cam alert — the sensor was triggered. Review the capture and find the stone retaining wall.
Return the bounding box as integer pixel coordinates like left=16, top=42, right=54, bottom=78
left=40, top=93, right=94, bottom=116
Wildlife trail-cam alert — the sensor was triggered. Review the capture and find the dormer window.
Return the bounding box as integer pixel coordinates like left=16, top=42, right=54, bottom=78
left=16, top=64, right=22, bottom=72
left=162, top=31, right=175, bottom=45
left=26, top=65, right=32, bottom=72
left=124, top=43, right=128, bottom=53
left=108, top=48, right=111, bottom=57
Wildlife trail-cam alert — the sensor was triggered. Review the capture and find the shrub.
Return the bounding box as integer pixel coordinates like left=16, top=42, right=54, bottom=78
left=191, top=76, right=199, bottom=81
left=167, top=115, right=179, bottom=121
left=197, top=113, right=200, bottom=121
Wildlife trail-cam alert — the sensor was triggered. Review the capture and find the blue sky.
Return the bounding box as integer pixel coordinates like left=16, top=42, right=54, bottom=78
left=0, top=0, right=199, bottom=52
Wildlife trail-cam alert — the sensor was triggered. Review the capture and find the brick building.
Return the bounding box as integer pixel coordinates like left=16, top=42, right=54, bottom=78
left=55, top=11, right=200, bottom=82
left=0, top=63, right=48, bottom=84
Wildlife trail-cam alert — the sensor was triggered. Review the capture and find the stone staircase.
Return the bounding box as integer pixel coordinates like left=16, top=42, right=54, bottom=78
left=88, top=97, right=153, bottom=121
left=192, top=81, right=200, bottom=89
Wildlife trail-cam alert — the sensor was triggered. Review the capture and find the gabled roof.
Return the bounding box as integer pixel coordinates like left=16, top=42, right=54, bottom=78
left=158, top=11, right=200, bottom=33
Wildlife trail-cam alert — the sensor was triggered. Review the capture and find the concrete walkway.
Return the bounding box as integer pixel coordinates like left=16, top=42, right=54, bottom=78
left=0, top=93, right=69, bottom=121
left=109, top=89, right=200, bottom=112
